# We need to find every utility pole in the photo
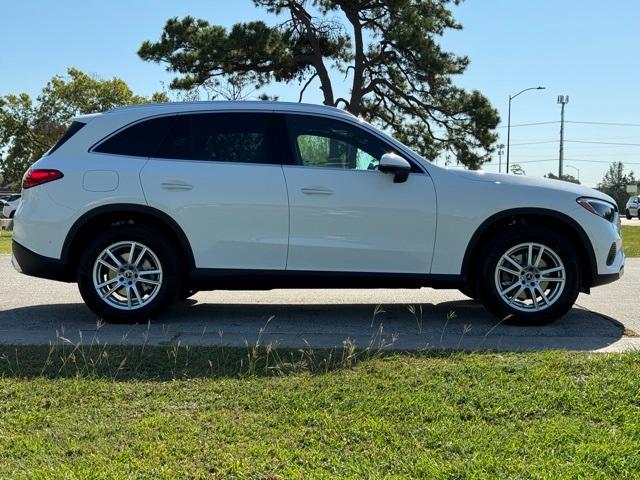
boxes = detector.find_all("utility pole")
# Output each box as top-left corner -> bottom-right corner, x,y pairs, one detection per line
497,144 -> 505,173
557,95 -> 569,178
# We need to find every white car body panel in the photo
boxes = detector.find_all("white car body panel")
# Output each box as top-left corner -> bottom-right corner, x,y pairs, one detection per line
140,159 -> 289,270
426,168 -> 623,277
283,165 -> 436,273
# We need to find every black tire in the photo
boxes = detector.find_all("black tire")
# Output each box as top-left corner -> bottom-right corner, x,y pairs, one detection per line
77,225 -> 182,323
9,210 -> 15,219
178,289 -> 199,301
476,226 -> 581,325
626,210 -> 632,220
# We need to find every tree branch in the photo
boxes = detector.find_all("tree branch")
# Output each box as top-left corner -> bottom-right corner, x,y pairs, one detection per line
286,1 -> 335,105
298,72 -> 318,102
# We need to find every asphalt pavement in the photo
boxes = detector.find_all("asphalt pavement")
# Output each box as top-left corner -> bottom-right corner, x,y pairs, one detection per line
0,255 -> 638,352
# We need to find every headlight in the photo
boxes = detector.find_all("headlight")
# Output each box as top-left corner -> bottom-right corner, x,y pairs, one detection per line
577,197 -> 617,223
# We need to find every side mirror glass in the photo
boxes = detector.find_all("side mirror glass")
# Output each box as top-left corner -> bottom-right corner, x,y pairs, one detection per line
379,153 -> 411,183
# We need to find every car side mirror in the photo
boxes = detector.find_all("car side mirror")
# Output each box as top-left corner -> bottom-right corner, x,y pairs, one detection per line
379,153 -> 411,183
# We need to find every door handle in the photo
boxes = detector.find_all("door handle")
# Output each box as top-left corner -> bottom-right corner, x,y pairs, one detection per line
160,181 -> 193,191
301,187 -> 333,195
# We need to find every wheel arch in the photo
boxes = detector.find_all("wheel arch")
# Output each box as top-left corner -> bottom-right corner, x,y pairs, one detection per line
62,203 -> 195,279
461,208 -> 597,292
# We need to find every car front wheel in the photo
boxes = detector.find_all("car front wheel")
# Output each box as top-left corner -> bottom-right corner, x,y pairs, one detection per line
477,226 -> 580,325
77,225 -> 181,323
626,209 -> 632,220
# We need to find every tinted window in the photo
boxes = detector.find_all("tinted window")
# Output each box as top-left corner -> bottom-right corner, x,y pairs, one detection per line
155,113 -> 272,164
285,115 -> 409,171
94,116 -> 176,157
47,121 -> 86,155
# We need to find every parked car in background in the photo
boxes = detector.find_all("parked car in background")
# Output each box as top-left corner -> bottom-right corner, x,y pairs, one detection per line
11,101 -> 624,325
1,194 -> 21,218
625,196 -> 639,219
0,193 -> 20,201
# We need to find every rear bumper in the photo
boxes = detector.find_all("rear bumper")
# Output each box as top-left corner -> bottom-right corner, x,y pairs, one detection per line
11,240 -> 71,282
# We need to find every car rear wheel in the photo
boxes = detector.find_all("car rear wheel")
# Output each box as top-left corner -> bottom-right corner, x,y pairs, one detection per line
477,226 -> 580,325
77,225 -> 181,323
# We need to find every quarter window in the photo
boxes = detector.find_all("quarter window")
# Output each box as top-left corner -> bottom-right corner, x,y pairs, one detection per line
47,121 -> 86,156
93,116 -> 176,157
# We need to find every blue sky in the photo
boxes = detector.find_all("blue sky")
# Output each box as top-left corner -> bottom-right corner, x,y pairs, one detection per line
1,0 -> 639,186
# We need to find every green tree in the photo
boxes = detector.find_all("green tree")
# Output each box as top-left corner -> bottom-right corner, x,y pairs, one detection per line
597,161 -> 637,211
545,172 -> 580,184
0,68 -> 168,187
138,0 -> 499,169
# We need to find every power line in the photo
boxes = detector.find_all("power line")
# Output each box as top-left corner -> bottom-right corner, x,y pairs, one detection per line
508,140 -> 558,146
486,158 -> 640,165
497,139 -> 640,147
497,121 -> 559,129
566,121 -> 640,127
566,140 -> 640,147
496,120 -> 640,130
565,158 -> 640,165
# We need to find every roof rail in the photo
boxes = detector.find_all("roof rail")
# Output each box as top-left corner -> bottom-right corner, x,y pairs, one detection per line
105,100 -> 355,117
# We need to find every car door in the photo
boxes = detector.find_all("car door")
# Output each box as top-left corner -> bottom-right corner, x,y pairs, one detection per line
281,113 -> 437,274
140,111 -> 289,270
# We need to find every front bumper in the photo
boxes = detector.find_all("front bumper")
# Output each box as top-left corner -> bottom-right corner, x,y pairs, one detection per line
12,240 -> 71,282
592,263 -> 624,287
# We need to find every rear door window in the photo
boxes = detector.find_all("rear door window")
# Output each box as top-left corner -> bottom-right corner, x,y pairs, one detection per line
154,112 -> 276,164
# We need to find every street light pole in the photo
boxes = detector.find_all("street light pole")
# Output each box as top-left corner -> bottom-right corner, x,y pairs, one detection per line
564,164 -> 579,181
505,86 -> 546,174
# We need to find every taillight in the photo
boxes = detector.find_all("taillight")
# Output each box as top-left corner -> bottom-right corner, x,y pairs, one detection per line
22,169 -> 64,189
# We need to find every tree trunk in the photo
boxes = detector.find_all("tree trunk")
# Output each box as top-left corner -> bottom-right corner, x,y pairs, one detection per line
346,10 -> 364,116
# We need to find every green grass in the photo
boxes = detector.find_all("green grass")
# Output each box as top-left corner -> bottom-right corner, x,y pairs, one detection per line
622,225 -> 640,257
1,345 -> 640,478
0,231 -> 10,255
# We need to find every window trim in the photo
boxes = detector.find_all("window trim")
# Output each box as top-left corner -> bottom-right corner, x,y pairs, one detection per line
90,108 -> 428,173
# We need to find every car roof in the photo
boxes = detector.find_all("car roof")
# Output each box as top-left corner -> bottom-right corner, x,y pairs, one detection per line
102,101 -> 355,118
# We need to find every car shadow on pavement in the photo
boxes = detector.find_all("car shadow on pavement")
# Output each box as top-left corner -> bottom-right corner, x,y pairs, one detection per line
0,297 -> 624,351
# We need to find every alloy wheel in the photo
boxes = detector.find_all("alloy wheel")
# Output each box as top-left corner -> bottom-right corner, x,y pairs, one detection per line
494,242 -> 566,312
92,241 -> 163,310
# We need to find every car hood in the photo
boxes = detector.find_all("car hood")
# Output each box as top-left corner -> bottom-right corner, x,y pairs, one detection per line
447,169 -> 615,204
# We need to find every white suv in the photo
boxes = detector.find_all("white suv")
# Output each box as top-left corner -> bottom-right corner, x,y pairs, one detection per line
12,102 -> 624,324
